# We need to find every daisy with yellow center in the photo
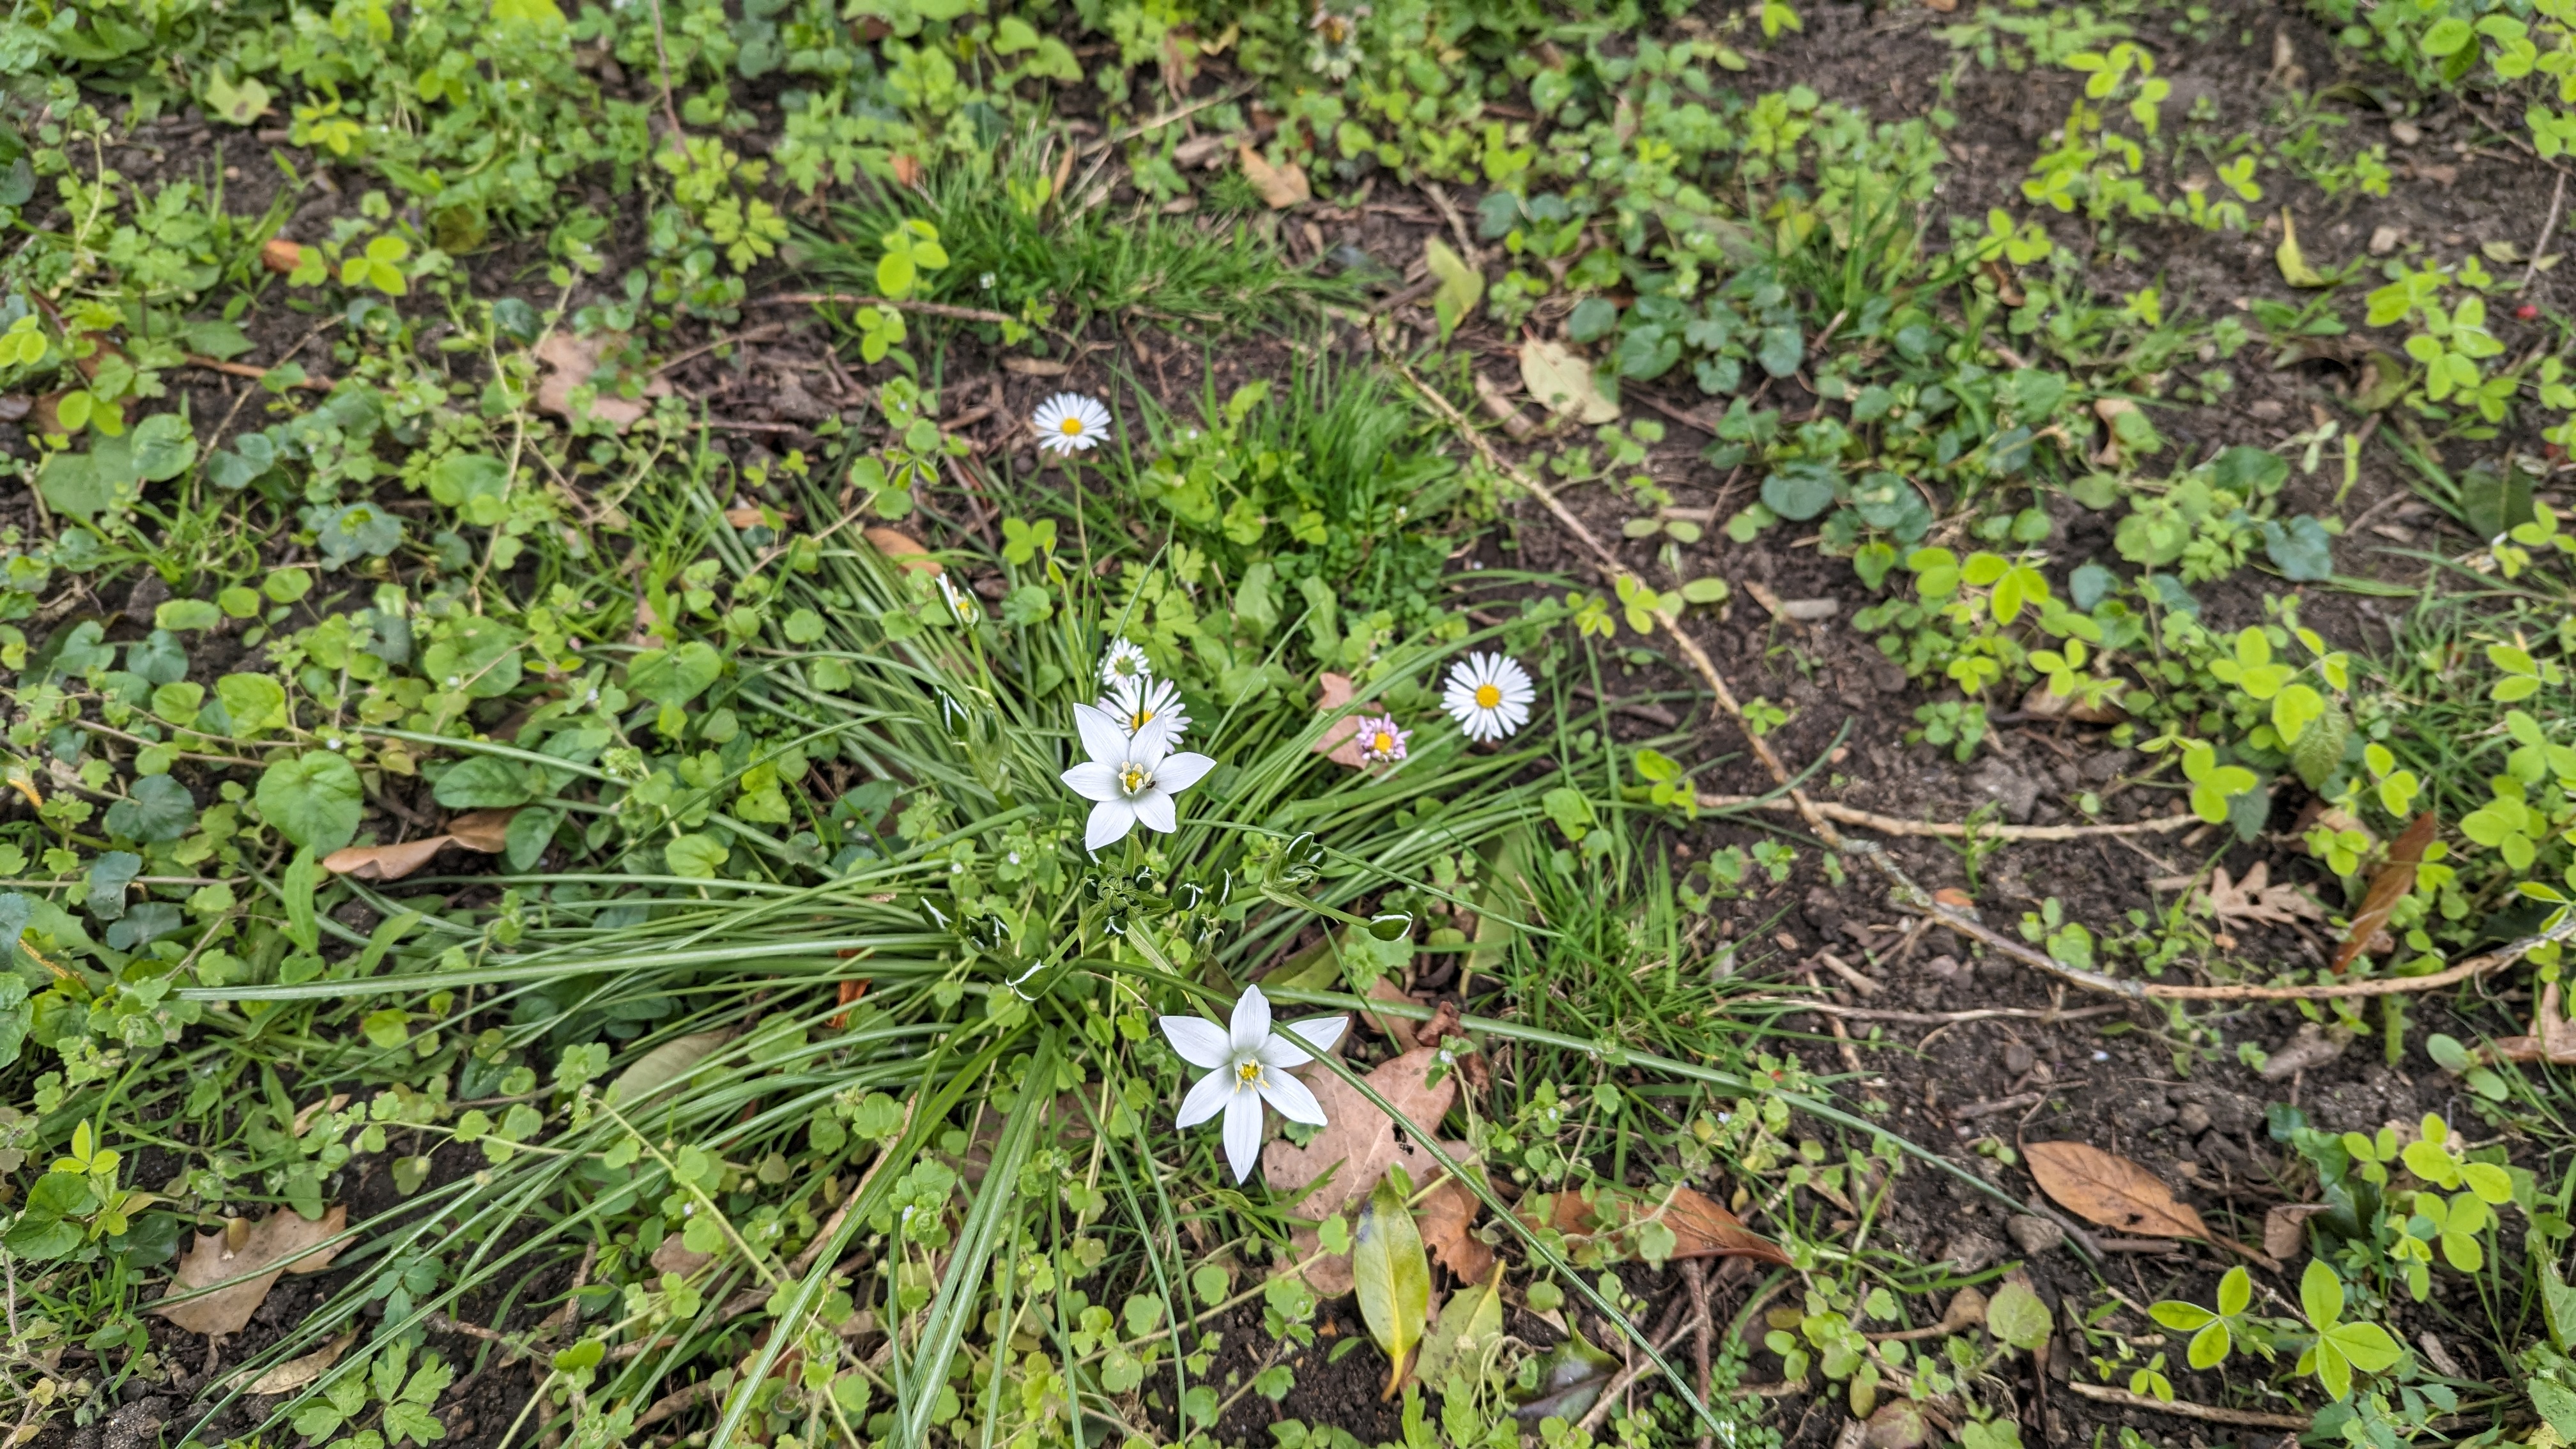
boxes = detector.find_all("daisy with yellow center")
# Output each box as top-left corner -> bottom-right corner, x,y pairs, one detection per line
1103,675 -> 1190,743
1354,713 -> 1410,765
1032,393 -> 1112,456
1441,652 -> 1533,742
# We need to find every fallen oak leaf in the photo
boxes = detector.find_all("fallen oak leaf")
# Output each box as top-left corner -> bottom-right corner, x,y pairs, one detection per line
1262,1045 -> 1469,1295
533,332 -> 671,431
2333,811 -> 2437,974
155,1204 -> 349,1335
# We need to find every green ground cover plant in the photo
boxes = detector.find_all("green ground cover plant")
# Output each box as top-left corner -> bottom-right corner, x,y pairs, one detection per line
10,0 -> 2576,1445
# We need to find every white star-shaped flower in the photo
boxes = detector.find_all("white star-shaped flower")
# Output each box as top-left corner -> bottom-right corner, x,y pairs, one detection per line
1160,986 -> 1347,1182
1059,703 -> 1215,852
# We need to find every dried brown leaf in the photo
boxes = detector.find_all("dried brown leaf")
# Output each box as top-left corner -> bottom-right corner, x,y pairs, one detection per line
2202,862 -> 2324,928
2334,811 -> 2437,973
1237,147 -> 1310,209
2024,1141 -> 2209,1240
2489,981 -> 2576,1063
323,836 -> 451,883
261,238 -> 304,275
1416,1175 -> 1493,1282
445,809 -> 515,854
533,334 -> 670,431
2262,1204 -> 2332,1261
1262,1046 -> 1460,1220
1515,1183 -> 1791,1266
1361,978 -> 1419,1050
1311,673 -> 1367,769
155,1204 -> 349,1335
862,526 -> 943,576
247,1330 -> 358,1396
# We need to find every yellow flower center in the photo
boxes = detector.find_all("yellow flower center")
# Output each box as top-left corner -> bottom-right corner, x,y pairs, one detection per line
1474,684 -> 1502,709
1236,1061 -> 1263,1085
1119,764 -> 1151,795
1130,707 -> 1154,728
1372,731 -> 1395,753
1059,417 -> 1084,435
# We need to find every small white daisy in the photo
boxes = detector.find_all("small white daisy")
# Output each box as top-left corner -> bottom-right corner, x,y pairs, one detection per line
1354,714 -> 1409,765
1441,652 -> 1535,743
1099,636 -> 1153,687
1032,393 -> 1112,456
1103,675 -> 1190,742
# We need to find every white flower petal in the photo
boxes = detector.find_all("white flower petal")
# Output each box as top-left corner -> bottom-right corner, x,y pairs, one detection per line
1071,702 -> 1131,768
1084,798 -> 1137,852
1061,761 -> 1123,802
1259,1014 -> 1348,1068
1229,985 -> 1273,1054
1130,710 -> 1177,760
1161,1016 -> 1232,1069
1175,1068 -> 1233,1129
1258,1070 -> 1328,1127
1131,788 -> 1177,834
1221,1089 -> 1265,1182
1154,751 -> 1216,795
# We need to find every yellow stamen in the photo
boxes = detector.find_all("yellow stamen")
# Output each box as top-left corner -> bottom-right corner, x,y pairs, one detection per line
1474,684 -> 1502,709
1119,764 -> 1151,795
1236,1061 -> 1262,1085
1059,418 -> 1084,434
1372,732 -> 1395,753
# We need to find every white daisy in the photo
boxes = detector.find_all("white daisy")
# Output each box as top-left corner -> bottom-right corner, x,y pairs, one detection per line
1160,986 -> 1347,1182
1103,675 -> 1190,742
1099,636 -> 1153,688
1059,703 -> 1215,852
1441,652 -> 1535,742
1032,393 -> 1112,456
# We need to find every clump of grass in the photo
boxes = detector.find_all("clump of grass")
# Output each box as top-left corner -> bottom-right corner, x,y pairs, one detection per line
808,139 -> 1347,330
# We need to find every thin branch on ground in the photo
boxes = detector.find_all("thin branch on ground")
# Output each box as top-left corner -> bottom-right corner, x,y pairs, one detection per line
750,292 -> 1017,325
2062,1383 -> 2308,1429
1701,792 -> 2198,839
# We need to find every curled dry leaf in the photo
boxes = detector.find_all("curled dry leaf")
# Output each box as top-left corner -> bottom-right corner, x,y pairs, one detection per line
2334,811 -> 2437,973
323,836 -> 452,882
155,1204 -> 349,1335
2488,980 -> 2576,1064
2263,1203 -> 2333,1261
1311,672 -> 1369,768
2200,862 -> 2325,928
2024,1141 -> 2209,1240
445,808 -> 516,854
2258,1022 -> 2353,1082
261,237 -> 304,275
322,808 -> 514,881
863,526 -> 943,576
247,1329 -> 358,1396
1237,147 -> 1311,209
1001,356 -> 1070,378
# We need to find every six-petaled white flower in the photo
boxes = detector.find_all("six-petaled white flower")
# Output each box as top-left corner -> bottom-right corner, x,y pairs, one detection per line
1099,636 -> 1152,687
1059,703 -> 1215,852
1160,986 -> 1347,1182
1033,393 -> 1112,456
1441,652 -> 1534,742
1354,714 -> 1409,765
1103,674 -> 1190,743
